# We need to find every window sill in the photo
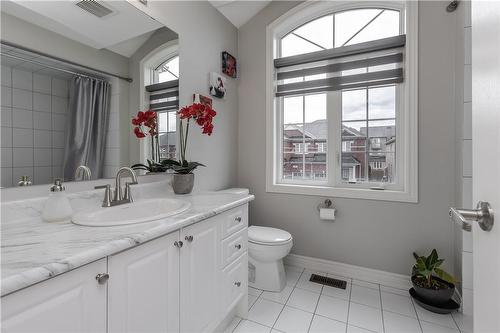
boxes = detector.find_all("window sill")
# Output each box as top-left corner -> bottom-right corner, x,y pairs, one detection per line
266,182 -> 418,203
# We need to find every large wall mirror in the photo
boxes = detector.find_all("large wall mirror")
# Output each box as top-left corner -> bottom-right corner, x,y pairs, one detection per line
0,0 -> 179,188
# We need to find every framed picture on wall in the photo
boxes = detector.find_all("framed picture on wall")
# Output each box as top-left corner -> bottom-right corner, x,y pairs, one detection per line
193,93 -> 213,107
209,72 -> 226,99
222,51 -> 237,78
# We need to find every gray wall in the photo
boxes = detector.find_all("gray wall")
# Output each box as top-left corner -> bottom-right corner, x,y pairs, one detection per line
237,1 -> 460,275
129,1 -> 239,191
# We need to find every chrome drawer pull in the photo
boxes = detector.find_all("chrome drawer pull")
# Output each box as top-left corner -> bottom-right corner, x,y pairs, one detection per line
234,282 -> 241,287
174,241 -> 183,248
235,217 -> 242,223
234,244 -> 242,250
185,235 -> 194,242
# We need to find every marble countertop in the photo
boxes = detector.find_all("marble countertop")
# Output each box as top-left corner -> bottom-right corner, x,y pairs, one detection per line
1,180 -> 254,296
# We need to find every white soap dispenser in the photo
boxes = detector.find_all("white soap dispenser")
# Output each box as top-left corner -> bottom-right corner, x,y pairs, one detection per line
42,179 -> 73,223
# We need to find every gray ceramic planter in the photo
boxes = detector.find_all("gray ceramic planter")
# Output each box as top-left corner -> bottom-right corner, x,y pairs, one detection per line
172,173 -> 194,194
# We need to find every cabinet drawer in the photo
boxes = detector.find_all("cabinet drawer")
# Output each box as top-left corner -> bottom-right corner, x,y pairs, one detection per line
222,253 -> 247,314
221,205 -> 247,239
221,227 -> 247,268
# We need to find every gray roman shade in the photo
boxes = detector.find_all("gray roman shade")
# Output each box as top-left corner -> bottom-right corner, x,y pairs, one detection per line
274,35 -> 406,97
146,79 -> 179,112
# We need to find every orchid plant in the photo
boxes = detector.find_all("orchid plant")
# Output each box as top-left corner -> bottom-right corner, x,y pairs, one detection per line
130,110 -> 167,173
131,103 -> 217,174
162,102 -> 216,174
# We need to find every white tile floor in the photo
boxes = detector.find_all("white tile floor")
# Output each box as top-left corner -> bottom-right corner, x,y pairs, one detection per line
230,265 -> 470,333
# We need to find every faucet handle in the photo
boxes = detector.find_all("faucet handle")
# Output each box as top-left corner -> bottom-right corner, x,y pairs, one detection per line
95,184 -> 112,207
123,182 -> 137,202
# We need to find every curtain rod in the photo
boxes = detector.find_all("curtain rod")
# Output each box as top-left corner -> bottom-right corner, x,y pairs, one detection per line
0,40 -> 133,83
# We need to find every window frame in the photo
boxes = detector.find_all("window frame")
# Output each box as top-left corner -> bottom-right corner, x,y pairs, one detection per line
265,1 -> 418,202
152,55 -> 179,84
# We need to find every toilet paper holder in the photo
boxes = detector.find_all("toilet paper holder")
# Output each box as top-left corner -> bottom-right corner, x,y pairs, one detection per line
317,199 -> 334,211
317,199 -> 336,220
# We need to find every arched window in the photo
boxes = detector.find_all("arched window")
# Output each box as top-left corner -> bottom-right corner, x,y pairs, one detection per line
142,41 -> 179,162
152,54 -> 179,160
266,2 -> 418,202
154,55 -> 179,83
280,9 -> 401,58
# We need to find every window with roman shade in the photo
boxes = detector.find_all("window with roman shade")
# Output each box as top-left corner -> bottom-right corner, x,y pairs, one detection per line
145,55 -> 179,160
266,2 -> 418,202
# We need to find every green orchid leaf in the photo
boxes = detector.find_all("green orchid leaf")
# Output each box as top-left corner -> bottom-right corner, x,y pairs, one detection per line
171,161 -> 206,174
131,164 -> 149,171
161,159 -> 181,167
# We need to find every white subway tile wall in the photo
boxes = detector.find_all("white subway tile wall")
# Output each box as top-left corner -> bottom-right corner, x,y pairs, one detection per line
1,66 -> 68,186
103,77 -> 122,179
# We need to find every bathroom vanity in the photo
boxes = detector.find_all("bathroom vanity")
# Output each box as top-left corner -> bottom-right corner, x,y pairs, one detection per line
1,179 -> 253,333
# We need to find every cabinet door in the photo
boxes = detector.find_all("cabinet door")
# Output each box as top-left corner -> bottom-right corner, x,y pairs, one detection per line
2,259 -> 107,333
108,232 -> 180,333
180,216 -> 221,333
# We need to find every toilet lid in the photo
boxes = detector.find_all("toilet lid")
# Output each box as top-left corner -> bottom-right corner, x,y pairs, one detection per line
248,226 -> 292,245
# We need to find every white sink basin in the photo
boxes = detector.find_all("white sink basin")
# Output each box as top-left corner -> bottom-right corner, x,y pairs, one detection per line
72,198 -> 191,227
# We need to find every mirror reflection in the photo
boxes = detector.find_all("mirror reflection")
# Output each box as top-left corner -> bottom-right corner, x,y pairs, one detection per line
0,0 -> 179,187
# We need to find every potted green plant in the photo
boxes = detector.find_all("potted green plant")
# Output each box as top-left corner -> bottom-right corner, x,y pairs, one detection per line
162,102 -> 216,194
411,249 -> 456,305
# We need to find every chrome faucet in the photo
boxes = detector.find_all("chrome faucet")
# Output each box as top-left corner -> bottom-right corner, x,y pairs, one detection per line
75,165 -> 92,181
94,167 -> 138,207
114,167 -> 138,202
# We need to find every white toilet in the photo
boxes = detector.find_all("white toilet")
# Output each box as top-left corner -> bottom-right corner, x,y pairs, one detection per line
248,226 -> 293,292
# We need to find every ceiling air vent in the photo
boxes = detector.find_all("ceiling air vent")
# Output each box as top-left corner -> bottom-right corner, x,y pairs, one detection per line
75,0 -> 113,18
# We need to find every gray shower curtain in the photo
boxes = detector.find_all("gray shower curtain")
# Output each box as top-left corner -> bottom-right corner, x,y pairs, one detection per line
63,76 -> 111,180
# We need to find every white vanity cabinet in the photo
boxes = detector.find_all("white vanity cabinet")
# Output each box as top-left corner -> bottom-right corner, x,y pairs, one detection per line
1,259 -> 107,333
179,204 -> 248,333
108,232 -> 180,333
1,204 -> 249,333
180,216 -> 221,333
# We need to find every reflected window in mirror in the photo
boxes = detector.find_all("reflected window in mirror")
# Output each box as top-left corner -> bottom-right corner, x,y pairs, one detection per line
154,55 -> 179,83
154,55 -> 178,160
143,42 -> 179,163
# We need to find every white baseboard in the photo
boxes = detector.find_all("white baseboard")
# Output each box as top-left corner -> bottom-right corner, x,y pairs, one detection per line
284,253 -> 411,290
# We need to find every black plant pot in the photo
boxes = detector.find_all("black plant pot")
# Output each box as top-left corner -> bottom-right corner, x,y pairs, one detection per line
411,275 -> 455,306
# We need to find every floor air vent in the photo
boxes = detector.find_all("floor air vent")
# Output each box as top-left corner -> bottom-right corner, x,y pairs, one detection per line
309,274 -> 347,289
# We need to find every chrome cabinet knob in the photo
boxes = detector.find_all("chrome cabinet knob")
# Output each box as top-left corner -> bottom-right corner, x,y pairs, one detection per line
96,273 -> 109,285
234,282 -> 241,287
174,241 -> 184,248
234,244 -> 242,250
235,217 -> 242,223
185,235 -> 194,242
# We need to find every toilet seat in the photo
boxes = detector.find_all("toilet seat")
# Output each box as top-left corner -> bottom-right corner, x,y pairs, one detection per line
248,226 -> 292,246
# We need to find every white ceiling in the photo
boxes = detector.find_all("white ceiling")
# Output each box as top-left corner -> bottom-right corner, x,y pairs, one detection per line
1,0 -> 164,57
209,0 -> 271,28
